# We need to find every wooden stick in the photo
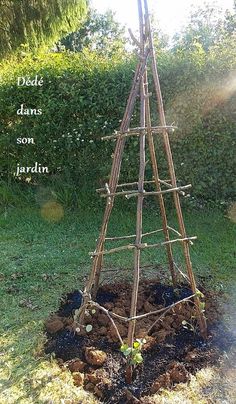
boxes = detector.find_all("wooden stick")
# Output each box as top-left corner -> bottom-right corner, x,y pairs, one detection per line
144,0 -> 207,338
105,234 -> 137,241
89,236 -> 197,257
96,179 -> 171,193
101,125 -> 177,140
104,183 -> 111,204
167,226 -> 193,245
159,179 -> 186,196
92,48 -> 150,295
167,225 -> 181,237
100,184 -> 192,198
87,301 -> 124,345
119,125 -> 177,133
105,228 -> 163,241
174,261 -> 191,283
85,293 -> 195,325
130,293 -> 195,322
102,132 -> 139,141
128,28 -> 141,48
101,189 -> 138,197
159,179 -> 174,187
146,293 -> 195,335
127,0 -> 146,383
96,180 -> 155,193
145,236 -> 197,249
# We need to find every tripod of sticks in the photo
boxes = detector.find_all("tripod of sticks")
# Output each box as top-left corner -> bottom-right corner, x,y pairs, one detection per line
77,0 -> 207,383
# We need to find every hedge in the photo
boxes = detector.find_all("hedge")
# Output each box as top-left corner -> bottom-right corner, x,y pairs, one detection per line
0,45 -> 235,205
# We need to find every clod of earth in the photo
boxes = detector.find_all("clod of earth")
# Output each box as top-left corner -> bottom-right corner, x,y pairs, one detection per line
143,336 -> 156,350
150,361 -> 189,393
168,361 -> 190,383
85,368 -> 111,386
185,348 -> 199,362
84,347 -> 107,366
93,386 -> 104,399
66,358 -> 86,372
45,315 -> 64,334
85,382 -> 95,392
72,371 -> 84,387
150,372 -> 171,393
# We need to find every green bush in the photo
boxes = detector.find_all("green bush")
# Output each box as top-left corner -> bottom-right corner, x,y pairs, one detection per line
0,45 -> 235,207
0,0 -> 88,59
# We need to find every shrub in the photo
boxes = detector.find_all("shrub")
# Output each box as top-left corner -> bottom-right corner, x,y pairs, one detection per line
0,45 -> 235,207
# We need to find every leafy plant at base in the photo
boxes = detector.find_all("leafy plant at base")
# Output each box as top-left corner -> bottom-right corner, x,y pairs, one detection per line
196,289 -> 206,313
182,319 -> 196,333
120,338 -> 146,366
182,289 -> 206,332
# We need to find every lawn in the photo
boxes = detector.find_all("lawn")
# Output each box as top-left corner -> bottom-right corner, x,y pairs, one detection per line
0,204 -> 235,403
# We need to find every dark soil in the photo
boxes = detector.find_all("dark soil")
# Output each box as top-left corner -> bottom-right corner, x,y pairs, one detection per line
44,280 -> 235,403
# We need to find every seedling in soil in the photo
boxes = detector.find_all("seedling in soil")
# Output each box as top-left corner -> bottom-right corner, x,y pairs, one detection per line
120,338 -> 146,366
182,291 -> 206,333
182,319 -> 198,333
195,289 -> 206,313
196,289 -> 204,299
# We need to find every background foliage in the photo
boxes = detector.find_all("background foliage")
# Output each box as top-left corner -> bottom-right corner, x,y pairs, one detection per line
0,0 -> 88,58
59,8 -> 126,56
0,2 -> 235,207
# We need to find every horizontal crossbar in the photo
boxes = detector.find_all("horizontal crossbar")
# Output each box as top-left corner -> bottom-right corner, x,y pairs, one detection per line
100,184 -> 191,198
104,225 -> 193,243
96,179 -> 174,193
96,180 -> 156,193
89,236 -> 197,257
101,125 -> 177,140
105,228 -> 163,241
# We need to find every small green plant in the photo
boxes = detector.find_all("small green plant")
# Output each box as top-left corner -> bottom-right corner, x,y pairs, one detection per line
182,289 -> 206,333
196,289 -> 206,313
120,338 -> 146,365
182,319 -> 196,332
196,289 -> 204,299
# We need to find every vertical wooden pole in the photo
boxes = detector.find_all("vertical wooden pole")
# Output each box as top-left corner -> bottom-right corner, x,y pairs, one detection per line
126,0 -> 146,384
144,69 -> 177,287
143,0 -> 207,338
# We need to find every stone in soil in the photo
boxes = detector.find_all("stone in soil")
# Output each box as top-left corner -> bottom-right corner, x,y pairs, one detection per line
84,347 -> 107,366
86,368 -> 111,386
45,315 -> 64,334
72,371 -> 84,386
67,358 -> 86,372
150,372 -> 171,393
168,361 -> 190,383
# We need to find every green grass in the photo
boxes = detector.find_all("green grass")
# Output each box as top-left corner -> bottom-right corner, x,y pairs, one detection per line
0,205 -> 235,403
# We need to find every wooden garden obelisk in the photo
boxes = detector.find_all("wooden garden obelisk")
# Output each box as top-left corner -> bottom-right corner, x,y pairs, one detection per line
78,0 -> 207,367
